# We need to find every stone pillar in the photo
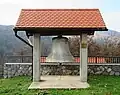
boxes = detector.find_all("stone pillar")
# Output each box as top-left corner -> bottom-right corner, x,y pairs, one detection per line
80,33 -> 88,82
33,34 -> 41,82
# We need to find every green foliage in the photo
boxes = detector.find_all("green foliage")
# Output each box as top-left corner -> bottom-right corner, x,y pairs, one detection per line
1,75 -> 120,95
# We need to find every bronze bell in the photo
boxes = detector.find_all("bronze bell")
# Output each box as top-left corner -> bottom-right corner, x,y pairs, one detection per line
46,36 -> 74,62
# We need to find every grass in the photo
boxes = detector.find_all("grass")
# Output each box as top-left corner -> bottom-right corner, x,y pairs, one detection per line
0,75 -> 120,95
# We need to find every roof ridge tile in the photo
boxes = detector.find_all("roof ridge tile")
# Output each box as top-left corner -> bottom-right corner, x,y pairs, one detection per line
22,9 -> 99,11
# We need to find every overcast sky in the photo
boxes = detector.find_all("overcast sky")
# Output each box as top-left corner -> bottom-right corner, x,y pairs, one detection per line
0,0 -> 120,31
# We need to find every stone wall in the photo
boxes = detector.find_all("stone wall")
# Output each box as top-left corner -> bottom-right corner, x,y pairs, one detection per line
0,57 -> 4,78
0,63 -> 3,78
4,63 -> 32,78
88,64 -> 120,76
4,63 -> 120,78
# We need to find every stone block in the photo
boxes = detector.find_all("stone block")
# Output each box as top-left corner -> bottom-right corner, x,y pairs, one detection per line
95,71 -> 102,75
97,67 -> 100,71
115,72 -> 120,76
4,75 -> 8,78
107,68 -> 112,72
103,71 -> 108,75
109,71 -> 114,75
112,66 -> 120,72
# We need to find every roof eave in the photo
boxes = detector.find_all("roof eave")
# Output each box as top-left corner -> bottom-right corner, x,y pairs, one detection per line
13,27 -> 107,36
13,27 -> 108,31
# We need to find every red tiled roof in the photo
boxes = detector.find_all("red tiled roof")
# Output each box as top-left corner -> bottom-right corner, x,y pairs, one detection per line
15,9 -> 106,29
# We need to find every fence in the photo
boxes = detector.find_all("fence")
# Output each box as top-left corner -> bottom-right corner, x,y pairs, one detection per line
5,55 -> 120,64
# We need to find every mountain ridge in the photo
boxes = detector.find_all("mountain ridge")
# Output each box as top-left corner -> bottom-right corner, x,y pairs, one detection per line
0,25 -> 120,55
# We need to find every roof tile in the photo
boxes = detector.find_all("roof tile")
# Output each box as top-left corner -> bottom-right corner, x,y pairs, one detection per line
15,9 -> 106,29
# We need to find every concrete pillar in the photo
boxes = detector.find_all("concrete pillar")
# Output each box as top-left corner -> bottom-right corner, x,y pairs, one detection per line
80,33 -> 88,82
33,34 -> 41,82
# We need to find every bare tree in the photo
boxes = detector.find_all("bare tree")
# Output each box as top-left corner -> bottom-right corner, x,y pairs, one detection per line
88,36 -> 101,56
69,36 -> 80,56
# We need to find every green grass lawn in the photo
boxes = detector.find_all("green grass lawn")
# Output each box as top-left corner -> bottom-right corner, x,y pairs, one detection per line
0,75 -> 120,95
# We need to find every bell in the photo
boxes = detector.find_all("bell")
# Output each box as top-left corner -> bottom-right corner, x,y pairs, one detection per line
46,36 -> 74,62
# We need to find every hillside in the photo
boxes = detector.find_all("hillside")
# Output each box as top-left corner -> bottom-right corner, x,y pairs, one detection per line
0,25 -> 52,56
94,29 -> 120,44
0,25 -> 24,55
0,25 -> 120,55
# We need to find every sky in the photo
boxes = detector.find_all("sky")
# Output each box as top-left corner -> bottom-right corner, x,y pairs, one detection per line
0,0 -> 120,31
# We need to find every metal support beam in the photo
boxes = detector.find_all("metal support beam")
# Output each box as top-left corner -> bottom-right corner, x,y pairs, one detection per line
14,31 -> 33,48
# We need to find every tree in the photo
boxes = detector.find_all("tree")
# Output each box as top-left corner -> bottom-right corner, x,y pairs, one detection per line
88,36 -> 101,56
69,36 -> 102,56
69,36 -> 80,56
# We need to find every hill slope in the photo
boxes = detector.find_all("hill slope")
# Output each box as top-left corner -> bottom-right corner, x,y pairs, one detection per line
0,25 -> 52,55
0,25 -> 120,55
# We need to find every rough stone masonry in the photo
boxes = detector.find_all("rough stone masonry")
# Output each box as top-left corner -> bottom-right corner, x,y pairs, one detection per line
4,63 -> 120,78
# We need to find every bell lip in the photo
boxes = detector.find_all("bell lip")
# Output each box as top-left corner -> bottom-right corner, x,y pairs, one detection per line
46,60 -> 75,62
46,58 -> 75,62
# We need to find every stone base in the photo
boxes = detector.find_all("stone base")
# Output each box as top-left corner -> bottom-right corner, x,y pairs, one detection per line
28,76 -> 89,89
